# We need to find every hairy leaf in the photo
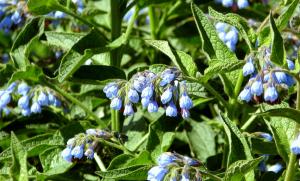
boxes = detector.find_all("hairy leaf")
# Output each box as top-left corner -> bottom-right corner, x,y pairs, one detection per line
270,14 -> 285,66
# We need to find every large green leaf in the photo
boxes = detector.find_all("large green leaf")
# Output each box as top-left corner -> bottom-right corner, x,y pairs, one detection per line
262,103 -> 296,162
145,40 -> 198,77
39,147 -> 73,176
224,157 -> 263,181
270,14 -> 286,66
185,120 -> 216,162
11,17 -> 44,70
256,107 -> 300,125
27,0 -> 63,15
45,31 -> 85,50
9,132 -> 28,181
58,30 -> 107,82
95,165 -> 152,180
8,66 -> 44,84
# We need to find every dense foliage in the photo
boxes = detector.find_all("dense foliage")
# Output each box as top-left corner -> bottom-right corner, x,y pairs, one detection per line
0,0 -> 300,180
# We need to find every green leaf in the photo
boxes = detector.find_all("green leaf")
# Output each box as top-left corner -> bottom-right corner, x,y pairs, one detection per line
145,40 -> 198,77
72,65 -> 126,83
161,132 -> 175,153
136,0 -> 175,7
250,138 -> 278,155
185,81 -> 207,98
27,0 -> 63,15
256,107 -> 300,124
9,66 -> 44,84
95,165 -> 152,180
9,132 -> 28,181
11,17 -> 44,70
224,157 -> 264,181
277,0 -> 300,31
262,103 -> 296,162
208,7 -> 255,50
220,114 -> 254,181
204,60 -> 244,81
107,154 -> 134,170
185,120 -> 216,161
39,147 -> 73,176
270,14 -> 286,66
45,31 -> 85,50
0,132 -> 64,161
58,30 -> 108,82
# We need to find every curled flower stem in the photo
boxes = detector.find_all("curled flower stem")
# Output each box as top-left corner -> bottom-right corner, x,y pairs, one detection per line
94,153 -> 107,171
284,79 -> 300,181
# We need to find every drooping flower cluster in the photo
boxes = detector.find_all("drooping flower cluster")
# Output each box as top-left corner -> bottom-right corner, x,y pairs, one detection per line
147,152 -> 203,181
0,81 -> 62,117
0,0 -> 28,33
215,22 -> 239,51
61,129 -> 122,162
215,0 -> 249,9
239,49 -> 295,104
103,68 -> 193,119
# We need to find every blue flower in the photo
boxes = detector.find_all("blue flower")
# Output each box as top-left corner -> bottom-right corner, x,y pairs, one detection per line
0,92 -> 11,108
226,41 -> 236,51
3,107 -> 10,115
123,103 -> 134,116
160,69 -> 175,87
67,138 -> 76,147
225,28 -> 238,44
1,53 -> 9,63
287,59 -> 295,70
243,59 -> 255,76
71,145 -> 84,159
179,92 -> 193,109
183,156 -> 201,166
84,147 -> 94,159
31,102 -> 42,113
148,100 -> 158,113
239,87 -> 252,102
161,87 -> 173,104
259,133 -> 273,142
104,83 -> 118,99
218,31 -> 226,42
86,129 -> 97,136
141,85 -> 154,99
18,95 -> 30,109
250,78 -> 263,96
291,136 -> 300,155
133,77 -> 146,93
128,89 -> 139,103
267,163 -> 283,173
11,11 -> 22,24
286,75 -> 295,87
7,82 -> 17,93
110,97 -> 122,110
0,16 -> 13,32
215,22 -> 227,32
166,102 -> 177,117
222,0 -> 234,7
17,82 -> 30,96
181,109 -> 190,119
157,152 -> 177,166
141,98 -> 150,109
147,166 -> 168,181
54,11 -> 65,18
274,72 -> 287,84
237,0 -> 249,9
61,147 -> 73,162
37,92 -> 49,106
264,85 -> 278,102
21,108 -> 31,116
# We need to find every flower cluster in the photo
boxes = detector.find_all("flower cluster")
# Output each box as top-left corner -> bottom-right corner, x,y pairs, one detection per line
239,50 -> 295,104
215,22 -> 239,51
104,68 -> 193,119
0,81 -> 62,117
147,152 -> 202,181
61,129 -> 118,162
0,0 -> 28,33
215,0 -> 249,9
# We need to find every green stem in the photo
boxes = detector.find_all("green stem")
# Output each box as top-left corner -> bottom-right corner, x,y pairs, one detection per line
44,80 -> 106,128
94,153 -> 107,171
97,138 -> 134,155
124,6 -> 140,41
234,71 -> 244,98
148,6 -> 157,40
284,81 -> 300,181
201,171 -> 222,181
240,109 -> 260,131
110,0 -> 122,67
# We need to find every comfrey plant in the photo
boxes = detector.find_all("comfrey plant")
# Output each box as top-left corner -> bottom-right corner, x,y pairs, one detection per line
214,0 -> 249,9
0,81 -> 63,117
147,152 -> 203,181
103,67 -> 193,119
239,48 -> 295,103
0,0 -> 28,33
61,128 -> 126,162
215,22 -> 239,52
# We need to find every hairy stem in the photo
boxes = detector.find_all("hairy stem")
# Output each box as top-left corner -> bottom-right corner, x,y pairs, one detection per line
284,80 -> 300,181
94,153 -> 107,171
110,0 -> 121,67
